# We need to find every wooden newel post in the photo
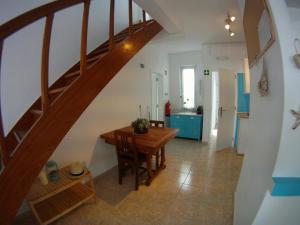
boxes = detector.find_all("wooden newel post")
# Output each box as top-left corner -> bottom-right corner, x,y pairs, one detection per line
80,0 -> 91,76
109,0 -> 115,52
128,0 -> 133,35
41,13 -> 54,113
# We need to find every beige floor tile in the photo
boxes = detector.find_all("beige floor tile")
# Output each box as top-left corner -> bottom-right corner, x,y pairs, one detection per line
14,139 -> 243,225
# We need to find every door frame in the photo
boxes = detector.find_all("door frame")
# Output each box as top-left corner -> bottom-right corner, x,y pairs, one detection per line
151,72 -> 164,121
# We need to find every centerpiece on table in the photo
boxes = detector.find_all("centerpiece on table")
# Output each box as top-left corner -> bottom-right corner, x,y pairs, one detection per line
131,118 -> 150,134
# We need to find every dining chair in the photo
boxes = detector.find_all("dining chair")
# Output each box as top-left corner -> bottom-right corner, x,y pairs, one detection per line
149,120 -> 165,170
114,130 -> 147,190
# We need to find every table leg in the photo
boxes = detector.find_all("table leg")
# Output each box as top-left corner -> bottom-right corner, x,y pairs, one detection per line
160,146 -> 166,169
88,175 -> 97,203
155,151 -> 159,170
146,153 -> 154,186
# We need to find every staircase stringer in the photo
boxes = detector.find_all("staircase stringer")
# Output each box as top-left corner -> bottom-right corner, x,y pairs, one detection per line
0,21 -> 162,225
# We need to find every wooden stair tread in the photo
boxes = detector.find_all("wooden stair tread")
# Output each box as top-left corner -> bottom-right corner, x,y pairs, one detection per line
49,86 -> 68,94
31,109 -> 42,116
64,70 -> 80,79
87,52 -> 107,63
13,130 -> 27,143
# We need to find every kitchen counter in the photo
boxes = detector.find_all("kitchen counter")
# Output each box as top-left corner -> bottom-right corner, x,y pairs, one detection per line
172,112 -> 199,116
169,113 -> 203,140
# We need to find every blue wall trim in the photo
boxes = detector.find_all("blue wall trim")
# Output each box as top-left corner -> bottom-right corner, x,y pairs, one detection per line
272,177 -> 300,196
237,73 -> 250,113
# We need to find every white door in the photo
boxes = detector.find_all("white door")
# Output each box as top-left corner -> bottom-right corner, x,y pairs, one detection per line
216,69 -> 236,150
151,73 -> 163,120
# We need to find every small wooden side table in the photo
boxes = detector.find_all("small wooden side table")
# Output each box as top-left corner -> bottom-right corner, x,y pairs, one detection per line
26,166 -> 96,225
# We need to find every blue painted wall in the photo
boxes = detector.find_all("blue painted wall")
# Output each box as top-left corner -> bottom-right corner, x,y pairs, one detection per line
272,177 -> 300,196
237,73 -> 250,113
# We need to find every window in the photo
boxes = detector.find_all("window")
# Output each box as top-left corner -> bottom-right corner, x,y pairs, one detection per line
181,66 -> 195,109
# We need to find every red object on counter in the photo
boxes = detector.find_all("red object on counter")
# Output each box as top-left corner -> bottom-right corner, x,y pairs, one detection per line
165,101 -> 171,116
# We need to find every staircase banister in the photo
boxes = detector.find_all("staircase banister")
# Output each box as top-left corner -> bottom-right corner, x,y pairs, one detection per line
0,21 -> 162,224
0,0 -> 87,41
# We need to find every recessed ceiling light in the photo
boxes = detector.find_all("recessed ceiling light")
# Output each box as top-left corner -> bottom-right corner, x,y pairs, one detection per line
225,24 -> 230,30
230,16 -> 236,22
230,31 -> 235,37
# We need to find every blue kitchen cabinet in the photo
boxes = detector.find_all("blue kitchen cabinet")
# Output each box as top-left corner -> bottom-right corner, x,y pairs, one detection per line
170,113 -> 203,140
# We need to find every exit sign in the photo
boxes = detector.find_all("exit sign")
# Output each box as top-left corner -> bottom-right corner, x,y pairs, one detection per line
204,69 -> 210,76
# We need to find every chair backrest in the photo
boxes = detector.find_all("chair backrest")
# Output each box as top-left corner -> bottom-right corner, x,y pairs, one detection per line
114,130 -> 137,160
149,120 -> 165,128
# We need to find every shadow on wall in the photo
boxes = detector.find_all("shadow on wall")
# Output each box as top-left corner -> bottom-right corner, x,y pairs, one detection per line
88,138 -> 117,178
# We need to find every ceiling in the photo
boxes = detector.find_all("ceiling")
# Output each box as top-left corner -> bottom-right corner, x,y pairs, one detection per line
135,0 -> 245,52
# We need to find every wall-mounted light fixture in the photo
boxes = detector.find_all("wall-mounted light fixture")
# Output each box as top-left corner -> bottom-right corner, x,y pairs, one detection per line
225,14 -> 236,37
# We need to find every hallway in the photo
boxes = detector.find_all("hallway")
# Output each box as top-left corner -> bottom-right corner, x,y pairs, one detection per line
14,139 -> 243,225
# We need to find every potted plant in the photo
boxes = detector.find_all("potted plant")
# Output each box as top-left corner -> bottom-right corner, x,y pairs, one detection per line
131,118 -> 150,134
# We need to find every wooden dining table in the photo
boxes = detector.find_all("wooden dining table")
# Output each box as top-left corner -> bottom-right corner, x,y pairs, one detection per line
100,126 -> 178,185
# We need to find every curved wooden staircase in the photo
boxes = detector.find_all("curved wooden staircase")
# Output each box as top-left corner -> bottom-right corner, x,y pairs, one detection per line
0,1 -> 162,224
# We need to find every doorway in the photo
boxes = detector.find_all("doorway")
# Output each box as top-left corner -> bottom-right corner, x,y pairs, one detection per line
151,73 -> 163,121
216,69 -> 236,150
211,69 -> 236,151
211,71 -> 219,139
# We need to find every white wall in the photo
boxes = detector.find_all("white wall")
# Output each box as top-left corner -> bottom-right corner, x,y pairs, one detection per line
0,0 -> 142,135
273,1 -> 300,177
234,39 -> 284,225
234,1 -> 300,225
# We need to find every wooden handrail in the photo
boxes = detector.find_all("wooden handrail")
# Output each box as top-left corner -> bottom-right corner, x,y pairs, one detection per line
109,0 -> 115,52
0,0 -> 86,41
128,0 -> 133,35
41,14 -> 54,113
80,0 -> 91,76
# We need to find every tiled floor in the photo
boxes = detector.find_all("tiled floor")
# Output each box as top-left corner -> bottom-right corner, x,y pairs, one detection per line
14,138 -> 243,225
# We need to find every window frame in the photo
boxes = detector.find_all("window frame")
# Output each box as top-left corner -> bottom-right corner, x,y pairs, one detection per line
180,65 -> 196,110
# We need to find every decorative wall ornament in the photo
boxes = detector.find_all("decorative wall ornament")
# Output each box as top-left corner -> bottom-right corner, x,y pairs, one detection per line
258,58 -> 269,96
291,109 -> 300,130
293,38 -> 300,68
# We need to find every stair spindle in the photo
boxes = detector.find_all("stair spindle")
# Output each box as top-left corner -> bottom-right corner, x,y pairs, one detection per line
80,0 -> 90,76
41,13 -> 54,113
109,0 -> 115,52
128,0 -> 133,35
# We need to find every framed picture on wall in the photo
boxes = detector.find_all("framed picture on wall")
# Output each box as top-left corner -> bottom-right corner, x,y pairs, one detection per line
244,0 -> 275,67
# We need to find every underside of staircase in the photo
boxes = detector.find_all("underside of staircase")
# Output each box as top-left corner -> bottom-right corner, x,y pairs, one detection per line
0,1 -> 162,224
